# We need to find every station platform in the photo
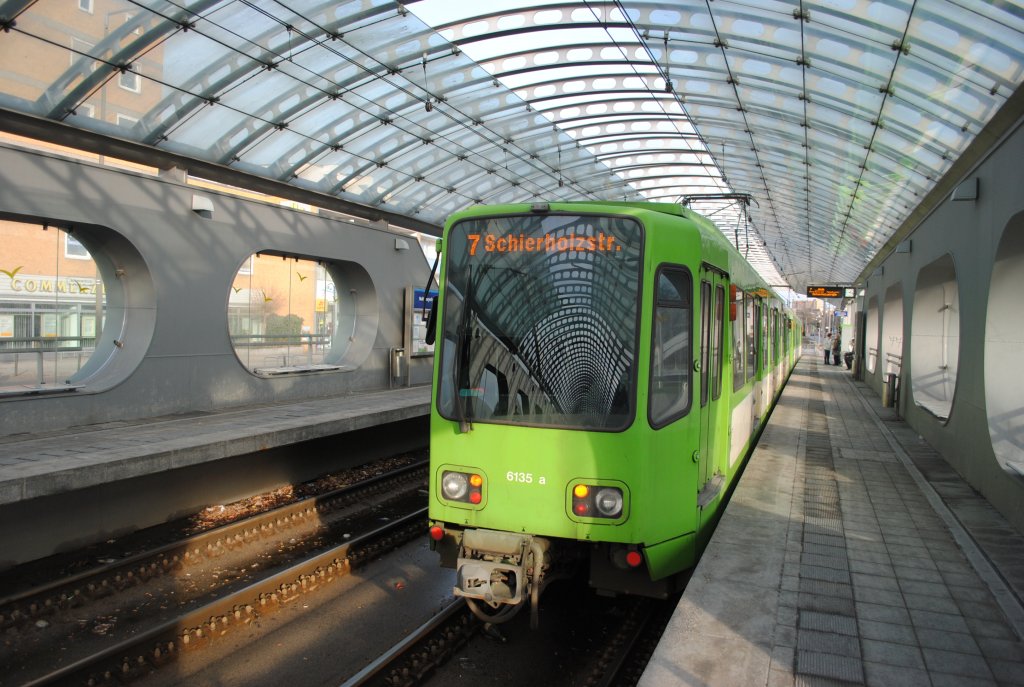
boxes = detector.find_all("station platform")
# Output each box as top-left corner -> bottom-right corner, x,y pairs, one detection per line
640,354 -> 1024,687
0,385 -> 431,507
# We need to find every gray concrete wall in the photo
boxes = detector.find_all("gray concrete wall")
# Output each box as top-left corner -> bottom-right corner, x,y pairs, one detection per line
860,118 -> 1024,533
0,144 -> 435,435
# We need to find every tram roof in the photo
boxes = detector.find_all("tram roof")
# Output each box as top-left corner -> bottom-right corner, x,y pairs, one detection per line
0,0 -> 1021,294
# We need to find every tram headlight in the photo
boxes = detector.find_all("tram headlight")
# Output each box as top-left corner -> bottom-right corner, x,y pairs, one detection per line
441,471 -> 469,500
594,488 -> 624,518
570,482 -> 626,520
440,470 -> 484,505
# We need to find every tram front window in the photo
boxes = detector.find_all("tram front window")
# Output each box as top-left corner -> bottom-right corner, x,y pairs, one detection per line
437,213 -> 643,431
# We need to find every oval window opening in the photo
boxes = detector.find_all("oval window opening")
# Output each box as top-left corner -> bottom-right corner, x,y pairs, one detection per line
910,255 -> 959,421
0,220 -> 108,392
228,253 -> 377,376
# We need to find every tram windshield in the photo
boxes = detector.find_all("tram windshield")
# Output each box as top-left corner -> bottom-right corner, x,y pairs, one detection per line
437,213 -> 643,431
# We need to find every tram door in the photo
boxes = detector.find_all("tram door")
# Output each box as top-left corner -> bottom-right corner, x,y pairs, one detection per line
697,267 -> 727,494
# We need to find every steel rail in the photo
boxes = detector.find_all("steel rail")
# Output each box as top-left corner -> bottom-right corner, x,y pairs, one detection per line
339,597 -> 469,687
0,459 -> 427,611
22,507 -> 428,686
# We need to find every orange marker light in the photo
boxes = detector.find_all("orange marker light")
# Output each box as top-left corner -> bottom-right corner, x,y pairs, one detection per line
469,474 -> 483,487
573,484 -> 589,498
429,525 -> 444,541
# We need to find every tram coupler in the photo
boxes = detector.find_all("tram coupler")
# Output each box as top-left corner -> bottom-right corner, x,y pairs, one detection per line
453,529 -> 550,623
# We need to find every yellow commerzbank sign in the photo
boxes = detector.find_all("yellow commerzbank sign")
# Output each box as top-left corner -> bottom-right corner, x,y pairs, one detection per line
4,276 -> 103,295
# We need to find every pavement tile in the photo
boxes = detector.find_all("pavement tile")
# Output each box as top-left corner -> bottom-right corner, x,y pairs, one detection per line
804,534 -> 846,549
772,644 -> 796,669
854,585 -> 904,607
894,574 -> 949,596
938,570 -> 981,588
799,579 -> 853,599
862,638 -> 926,668
903,592 -> 960,614
859,619 -> 918,645
856,601 -> 912,625
922,647 -> 994,678
888,547 -> 933,563
988,658 -> 1024,686
851,572 -> 901,592
863,661 -> 931,687
893,564 -> 943,583
847,549 -> 892,565
850,559 -> 896,576
929,547 -> 969,563
800,564 -> 851,584
957,598 -> 1010,622
778,605 -> 798,627
977,637 -> 1024,662
801,552 -> 850,571
966,616 -> 1019,640
796,650 -> 864,683
949,584 -> 996,604
767,668 -> 796,687
797,592 -> 855,616
797,629 -> 860,657
916,627 -> 981,654
910,608 -> 970,633
799,610 -> 858,636
928,673 -> 997,687
776,624 -> 798,648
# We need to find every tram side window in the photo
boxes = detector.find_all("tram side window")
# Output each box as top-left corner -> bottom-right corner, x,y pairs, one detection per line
649,267 -> 692,427
732,290 -> 745,391
713,284 -> 724,400
700,280 -> 711,407
745,295 -> 757,382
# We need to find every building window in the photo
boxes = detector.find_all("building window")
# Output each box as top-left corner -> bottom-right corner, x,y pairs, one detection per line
78,0 -> 94,13
65,233 -> 91,260
119,69 -> 141,93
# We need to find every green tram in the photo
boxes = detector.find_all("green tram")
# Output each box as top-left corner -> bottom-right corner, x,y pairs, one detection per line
426,201 -> 800,625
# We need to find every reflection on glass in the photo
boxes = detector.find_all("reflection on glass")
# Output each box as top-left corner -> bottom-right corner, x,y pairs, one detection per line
437,213 -> 643,430
229,254 -> 339,374
0,221 -> 106,390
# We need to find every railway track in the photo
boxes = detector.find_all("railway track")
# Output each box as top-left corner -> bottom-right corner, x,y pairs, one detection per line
342,583 -> 680,687
0,456 -> 429,686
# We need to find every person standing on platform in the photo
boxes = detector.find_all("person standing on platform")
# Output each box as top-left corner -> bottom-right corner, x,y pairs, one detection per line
824,331 -> 832,365
832,331 -> 842,366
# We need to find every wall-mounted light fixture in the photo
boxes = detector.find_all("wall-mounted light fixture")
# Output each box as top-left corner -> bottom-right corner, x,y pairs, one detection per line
951,177 -> 978,202
191,194 -> 214,218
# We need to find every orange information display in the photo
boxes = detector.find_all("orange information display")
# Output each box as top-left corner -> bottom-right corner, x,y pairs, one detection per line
806,285 -> 844,298
466,232 -> 623,256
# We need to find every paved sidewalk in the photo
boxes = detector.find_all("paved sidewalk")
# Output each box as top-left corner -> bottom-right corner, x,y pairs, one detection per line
0,386 -> 430,505
639,353 -> 1024,687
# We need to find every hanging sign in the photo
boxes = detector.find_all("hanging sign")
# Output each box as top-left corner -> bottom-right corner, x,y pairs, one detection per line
806,285 -> 844,298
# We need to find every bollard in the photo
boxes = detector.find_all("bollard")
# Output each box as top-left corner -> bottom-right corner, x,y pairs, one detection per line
882,373 -> 897,407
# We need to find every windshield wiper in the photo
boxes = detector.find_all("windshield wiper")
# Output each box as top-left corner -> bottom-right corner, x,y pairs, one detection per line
454,265 -> 475,433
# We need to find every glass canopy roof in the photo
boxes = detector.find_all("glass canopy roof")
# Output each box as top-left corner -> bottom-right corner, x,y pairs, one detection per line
0,0 -> 1021,292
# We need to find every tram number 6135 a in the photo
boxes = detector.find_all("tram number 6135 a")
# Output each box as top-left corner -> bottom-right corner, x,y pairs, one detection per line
507,471 -> 545,485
